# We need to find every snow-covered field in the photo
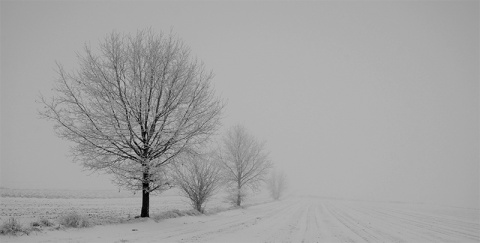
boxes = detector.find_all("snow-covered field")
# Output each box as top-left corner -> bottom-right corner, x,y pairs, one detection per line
0,188 -> 268,226
1,190 -> 188,225
1,191 -> 478,242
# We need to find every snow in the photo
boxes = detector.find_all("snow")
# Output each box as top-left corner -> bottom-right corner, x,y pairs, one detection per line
1,196 -> 478,242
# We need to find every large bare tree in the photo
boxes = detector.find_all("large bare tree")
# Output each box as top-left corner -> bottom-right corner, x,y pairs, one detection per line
172,151 -> 222,213
39,29 -> 223,217
218,125 -> 271,206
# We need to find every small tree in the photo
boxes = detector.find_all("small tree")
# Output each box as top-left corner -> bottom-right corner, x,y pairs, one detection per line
39,29 -> 223,217
172,151 -> 222,213
267,170 -> 287,200
218,125 -> 272,206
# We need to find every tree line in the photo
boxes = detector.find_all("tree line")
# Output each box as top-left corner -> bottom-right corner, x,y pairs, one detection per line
40,29 -> 287,217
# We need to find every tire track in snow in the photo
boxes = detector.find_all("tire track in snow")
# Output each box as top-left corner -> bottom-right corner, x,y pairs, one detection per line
354,204 -> 480,242
179,199 -> 304,242
300,202 -> 322,242
324,202 -> 381,242
363,205 -> 474,242
377,206 -> 479,238
334,202 -> 406,243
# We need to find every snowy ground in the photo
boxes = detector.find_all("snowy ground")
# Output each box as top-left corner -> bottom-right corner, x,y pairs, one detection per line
0,188 -> 272,226
1,195 -> 478,242
0,192 -> 191,225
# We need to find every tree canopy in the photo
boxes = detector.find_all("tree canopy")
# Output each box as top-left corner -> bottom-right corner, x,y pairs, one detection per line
40,29 -> 223,217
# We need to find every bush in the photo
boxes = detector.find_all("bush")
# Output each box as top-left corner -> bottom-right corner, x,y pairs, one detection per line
30,221 -> 41,227
184,209 -> 201,216
152,210 -> 180,222
172,152 -> 222,213
0,217 -> 30,236
30,218 -> 54,228
152,209 -> 201,222
205,206 -> 227,215
39,218 -> 54,227
58,212 -> 91,228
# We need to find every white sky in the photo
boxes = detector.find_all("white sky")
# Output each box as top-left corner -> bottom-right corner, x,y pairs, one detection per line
1,1 -> 478,208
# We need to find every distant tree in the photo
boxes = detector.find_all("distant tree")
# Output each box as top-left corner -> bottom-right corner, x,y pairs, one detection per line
172,151 -> 222,213
39,29 -> 223,217
218,125 -> 272,206
267,170 -> 287,200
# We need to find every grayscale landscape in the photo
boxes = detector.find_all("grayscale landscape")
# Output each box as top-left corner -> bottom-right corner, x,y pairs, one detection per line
1,1 -> 479,242
1,188 -> 479,242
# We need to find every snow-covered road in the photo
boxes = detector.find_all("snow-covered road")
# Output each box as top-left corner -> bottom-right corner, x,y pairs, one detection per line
3,197 -> 479,242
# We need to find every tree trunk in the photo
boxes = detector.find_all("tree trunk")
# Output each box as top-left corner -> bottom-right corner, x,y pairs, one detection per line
140,173 -> 150,217
196,202 -> 203,213
236,193 -> 241,206
236,184 -> 241,206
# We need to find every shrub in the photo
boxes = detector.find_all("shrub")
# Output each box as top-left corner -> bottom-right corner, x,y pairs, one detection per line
151,209 -> 201,222
51,224 -> 66,231
39,218 -> 54,227
172,152 -> 222,213
58,212 -> 91,228
30,218 -> 54,228
205,206 -> 227,215
152,210 -> 180,222
28,225 -> 42,233
0,217 -> 30,236
30,221 -> 41,227
184,209 -> 201,216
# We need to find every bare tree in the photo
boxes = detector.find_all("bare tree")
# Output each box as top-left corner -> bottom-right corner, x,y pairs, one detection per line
39,29 -> 223,217
267,170 -> 287,200
218,125 -> 272,206
172,151 -> 222,213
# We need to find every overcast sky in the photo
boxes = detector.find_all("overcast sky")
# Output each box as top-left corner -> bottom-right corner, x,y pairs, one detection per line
1,1 -> 478,208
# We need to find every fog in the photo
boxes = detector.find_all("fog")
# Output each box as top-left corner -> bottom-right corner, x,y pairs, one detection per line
1,1 -> 478,208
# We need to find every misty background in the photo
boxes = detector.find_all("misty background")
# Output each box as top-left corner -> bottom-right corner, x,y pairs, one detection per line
1,1 -> 478,208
